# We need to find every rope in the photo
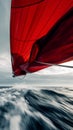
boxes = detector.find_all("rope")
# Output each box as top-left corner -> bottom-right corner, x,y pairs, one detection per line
35,61 -> 73,68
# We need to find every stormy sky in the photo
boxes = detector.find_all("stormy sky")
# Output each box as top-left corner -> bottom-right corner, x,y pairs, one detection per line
0,0 -> 73,87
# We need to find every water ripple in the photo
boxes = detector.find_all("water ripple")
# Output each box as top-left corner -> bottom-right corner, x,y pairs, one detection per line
0,87 -> 73,130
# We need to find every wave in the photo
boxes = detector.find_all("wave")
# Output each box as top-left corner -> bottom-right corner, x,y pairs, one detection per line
0,87 -> 73,130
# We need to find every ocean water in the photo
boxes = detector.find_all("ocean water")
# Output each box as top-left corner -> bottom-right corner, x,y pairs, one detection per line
0,87 -> 73,130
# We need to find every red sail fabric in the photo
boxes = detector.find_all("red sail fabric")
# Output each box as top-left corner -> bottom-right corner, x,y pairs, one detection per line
10,0 -> 73,76
11,0 -> 44,8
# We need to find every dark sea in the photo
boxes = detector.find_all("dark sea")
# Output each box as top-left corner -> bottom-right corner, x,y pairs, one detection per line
0,86 -> 73,130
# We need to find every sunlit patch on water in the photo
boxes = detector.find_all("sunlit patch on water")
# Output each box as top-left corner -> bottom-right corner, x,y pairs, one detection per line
0,87 -> 73,130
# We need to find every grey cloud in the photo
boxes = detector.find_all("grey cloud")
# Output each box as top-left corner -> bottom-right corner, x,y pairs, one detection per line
0,71 -> 73,87
0,0 -> 11,53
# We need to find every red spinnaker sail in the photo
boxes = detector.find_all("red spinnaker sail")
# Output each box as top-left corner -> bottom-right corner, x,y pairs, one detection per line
10,0 -> 73,77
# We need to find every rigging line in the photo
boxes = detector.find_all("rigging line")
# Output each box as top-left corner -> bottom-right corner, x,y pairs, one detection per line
35,61 -> 73,68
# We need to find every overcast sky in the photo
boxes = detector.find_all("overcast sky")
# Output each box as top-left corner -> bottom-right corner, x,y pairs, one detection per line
0,0 -> 73,87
